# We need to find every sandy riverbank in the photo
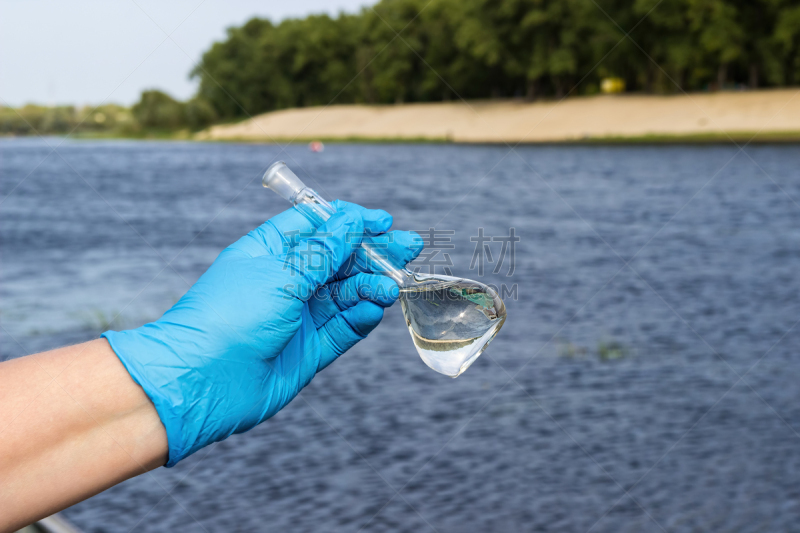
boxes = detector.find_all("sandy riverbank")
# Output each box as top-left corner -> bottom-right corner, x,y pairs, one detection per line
197,89 -> 800,144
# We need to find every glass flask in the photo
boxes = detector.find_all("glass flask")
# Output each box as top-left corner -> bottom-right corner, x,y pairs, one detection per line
263,161 -> 506,377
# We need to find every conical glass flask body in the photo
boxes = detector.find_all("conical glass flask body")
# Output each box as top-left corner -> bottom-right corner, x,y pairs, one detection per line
399,274 -> 506,377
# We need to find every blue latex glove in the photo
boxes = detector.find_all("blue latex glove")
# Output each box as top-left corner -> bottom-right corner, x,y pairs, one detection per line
103,201 -> 422,466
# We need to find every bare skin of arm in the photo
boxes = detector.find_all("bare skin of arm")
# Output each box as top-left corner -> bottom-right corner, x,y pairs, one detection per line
0,339 -> 168,532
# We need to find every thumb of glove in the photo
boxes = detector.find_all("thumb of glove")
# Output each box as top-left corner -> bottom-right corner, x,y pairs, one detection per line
283,209 -> 365,300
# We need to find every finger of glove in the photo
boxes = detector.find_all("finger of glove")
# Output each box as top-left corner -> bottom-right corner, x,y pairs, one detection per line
309,273 -> 399,328
282,210 -> 364,300
229,201 -> 391,258
331,200 -> 392,236
334,230 -> 424,280
317,300 -> 384,372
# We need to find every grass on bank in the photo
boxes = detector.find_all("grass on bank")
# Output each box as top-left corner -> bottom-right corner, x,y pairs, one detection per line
8,129 -> 800,144
5,96 -> 800,145
191,130 -> 800,145
8,128 -> 800,144
580,130 -> 800,144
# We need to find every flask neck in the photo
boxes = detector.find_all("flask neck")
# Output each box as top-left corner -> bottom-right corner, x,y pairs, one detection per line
292,187 -> 335,226
291,188 -> 413,286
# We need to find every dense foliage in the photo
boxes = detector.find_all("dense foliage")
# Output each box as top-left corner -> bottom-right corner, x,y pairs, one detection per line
191,0 -> 800,120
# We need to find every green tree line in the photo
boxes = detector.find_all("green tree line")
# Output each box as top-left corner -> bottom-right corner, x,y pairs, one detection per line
192,0 -> 800,121
0,91 -> 218,136
0,104 -> 132,136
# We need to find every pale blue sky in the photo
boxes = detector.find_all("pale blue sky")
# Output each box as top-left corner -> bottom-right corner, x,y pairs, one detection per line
0,0 -> 373,107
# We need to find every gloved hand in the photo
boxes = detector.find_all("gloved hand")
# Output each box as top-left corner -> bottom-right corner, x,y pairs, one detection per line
103,201 -> 422,466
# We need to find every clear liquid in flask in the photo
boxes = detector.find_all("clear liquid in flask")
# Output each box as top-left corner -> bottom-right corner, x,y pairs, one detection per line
399,277 -> 506,378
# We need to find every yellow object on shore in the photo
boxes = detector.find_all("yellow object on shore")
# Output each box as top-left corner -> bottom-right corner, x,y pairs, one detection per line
601,78 -> 626,94
198,89 -> 800,144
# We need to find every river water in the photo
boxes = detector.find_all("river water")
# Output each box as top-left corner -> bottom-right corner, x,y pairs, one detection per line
2,139 -> 800,532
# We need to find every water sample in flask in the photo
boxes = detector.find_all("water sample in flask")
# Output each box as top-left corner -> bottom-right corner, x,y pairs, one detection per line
263,162 -> 506,377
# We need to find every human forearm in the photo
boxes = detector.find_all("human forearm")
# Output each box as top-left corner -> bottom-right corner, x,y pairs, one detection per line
0,339 -> 167,532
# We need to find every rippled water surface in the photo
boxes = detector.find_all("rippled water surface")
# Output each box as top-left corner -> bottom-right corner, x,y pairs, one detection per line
2,139 -> 800,532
